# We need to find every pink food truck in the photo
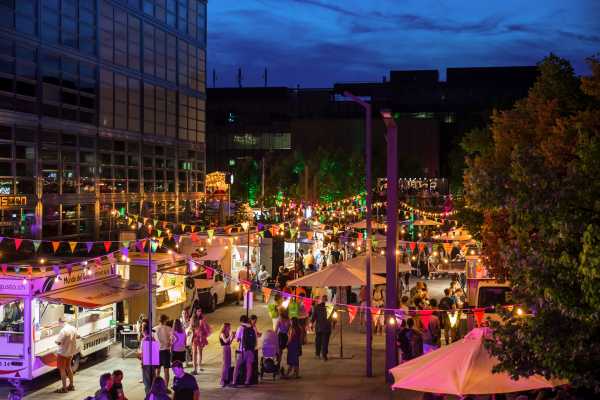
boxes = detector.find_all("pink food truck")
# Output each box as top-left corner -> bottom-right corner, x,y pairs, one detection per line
0,257 -> 145,384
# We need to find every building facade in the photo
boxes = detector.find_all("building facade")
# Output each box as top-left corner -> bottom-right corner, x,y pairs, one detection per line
0,0 -> 207,242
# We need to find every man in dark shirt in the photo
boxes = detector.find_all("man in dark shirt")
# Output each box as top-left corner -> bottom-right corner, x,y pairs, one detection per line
109,370 -> 127,400
172,360 -> 199,400
311,295 -> 332,361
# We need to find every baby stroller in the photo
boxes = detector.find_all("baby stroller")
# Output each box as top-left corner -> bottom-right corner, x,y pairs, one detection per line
260,330 -> 280,380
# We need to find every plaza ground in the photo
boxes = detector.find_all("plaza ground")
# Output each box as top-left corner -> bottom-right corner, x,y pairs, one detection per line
2,277 -> 450,400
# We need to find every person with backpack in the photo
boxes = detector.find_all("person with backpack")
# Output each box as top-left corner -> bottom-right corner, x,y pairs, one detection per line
233,315 -> 256,386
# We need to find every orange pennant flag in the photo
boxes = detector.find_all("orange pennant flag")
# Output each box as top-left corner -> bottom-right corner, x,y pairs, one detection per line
418,242 -> 425,253
262,287 -> 272,303
52,241 -> 60,253
443,242 -> 453,255
69,242 -> 77,253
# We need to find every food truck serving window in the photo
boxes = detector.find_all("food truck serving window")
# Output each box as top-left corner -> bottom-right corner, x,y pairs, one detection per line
0,298 -> 23,333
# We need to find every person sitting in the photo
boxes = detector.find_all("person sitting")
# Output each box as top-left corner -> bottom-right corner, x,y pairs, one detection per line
94,373 -> 113,400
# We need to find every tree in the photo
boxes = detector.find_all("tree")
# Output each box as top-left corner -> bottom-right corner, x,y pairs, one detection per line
464,55 -> 600,391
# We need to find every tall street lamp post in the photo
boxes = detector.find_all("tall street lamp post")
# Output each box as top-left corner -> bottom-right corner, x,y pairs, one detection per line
343,91 -> 373,377
241,221 -> 251,317
381,109 -> 398,383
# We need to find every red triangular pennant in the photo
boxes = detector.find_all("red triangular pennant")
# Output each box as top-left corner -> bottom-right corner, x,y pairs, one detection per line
347,305 -> 358,324
104,241 -> 112,252
14,238 -> 23,251
302,297 -> 312,313
473,308 -> 485,326
417,309 -> 433,330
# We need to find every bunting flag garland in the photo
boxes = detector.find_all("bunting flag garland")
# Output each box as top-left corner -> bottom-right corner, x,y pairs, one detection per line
448,311 -> 459,328
86,242 -> 93,253
262,287 -> 272,303
69,242 -> 77,254
156,229 -> 162,237
347,305 -> 358,324
52,241 -> 60,253
418,243 -> 425,253
443,242 -> 453,255
121,247 -> 129,258
258,231 -> 265,238
191,232 -> 198,242
150,240 -> 159,253
158,237 -> 164,247
104,241 -> 112,253
418,309 -> 433,330
207,229 -> 214,239
14,238 -> 23,251
290,228 -> 297,238
33,240 -> 41,252
302,297 -> 312,314
409,242 -> 417,253
326,303 -> 335,318
1,264 -> 7,274
473,308 -> 485,326
205,268 -> 213,280
153,219 -> 158,228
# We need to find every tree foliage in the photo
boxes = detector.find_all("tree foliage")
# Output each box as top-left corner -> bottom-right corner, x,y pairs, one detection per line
464,54 -> 600,391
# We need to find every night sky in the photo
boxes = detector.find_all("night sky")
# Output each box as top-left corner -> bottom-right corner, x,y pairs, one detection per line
207,0 -> 600,88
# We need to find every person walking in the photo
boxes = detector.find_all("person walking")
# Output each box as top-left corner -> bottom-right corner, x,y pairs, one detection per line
233,315 -> 256,386
156,315 -> 172,389
312,295 -> 332,361
139,321 -> 160,395
283,317 -> 303,379
54,317 -> 79,393
219,323 -> 234,387
146,376 -> 170,400
276,309 -> 291,365
171,319 -> 187,364
191,308 -> 210,375
372,286 -> 385,335
172,361 -> 199,400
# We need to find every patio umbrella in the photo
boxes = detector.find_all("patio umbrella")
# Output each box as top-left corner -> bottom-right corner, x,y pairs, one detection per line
350,220 -> 386,230
390,328 -> 566,396
288,263 -> 386,359
344,254 -> 412,274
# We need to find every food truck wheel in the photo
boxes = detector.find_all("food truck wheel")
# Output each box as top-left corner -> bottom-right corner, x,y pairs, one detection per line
209,294 -> 217,312
71,353 -> 81,373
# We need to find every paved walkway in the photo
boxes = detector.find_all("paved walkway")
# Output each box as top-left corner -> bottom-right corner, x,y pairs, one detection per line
4,277 -> 450,399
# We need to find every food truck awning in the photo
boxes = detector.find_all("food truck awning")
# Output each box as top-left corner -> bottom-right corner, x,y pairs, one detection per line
0,296 -> 17,306
197,246 -> 227,262
40,277 -> 146,309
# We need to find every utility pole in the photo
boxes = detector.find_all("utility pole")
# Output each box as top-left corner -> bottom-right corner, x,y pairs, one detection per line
381,110 -> 398,383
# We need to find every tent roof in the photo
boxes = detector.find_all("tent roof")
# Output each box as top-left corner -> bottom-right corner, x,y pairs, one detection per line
390,328 -> 565,395
344,254 -> 412,274
287,262 -> 386,287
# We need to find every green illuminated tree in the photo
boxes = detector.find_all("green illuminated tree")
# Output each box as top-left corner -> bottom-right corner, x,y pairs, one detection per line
464,54 -> 600,391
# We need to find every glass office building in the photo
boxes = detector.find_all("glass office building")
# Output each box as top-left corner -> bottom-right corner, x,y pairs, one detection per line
0,0 -> 206,241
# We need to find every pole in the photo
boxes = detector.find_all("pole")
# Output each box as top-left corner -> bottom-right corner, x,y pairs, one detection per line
147,236 -> 153,368
246,226 -> 250,317
343,91 -> 373,377
382,110 -> 398,383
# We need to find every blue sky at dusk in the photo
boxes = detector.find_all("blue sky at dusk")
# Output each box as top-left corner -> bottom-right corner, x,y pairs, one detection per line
207,0 -> 600,88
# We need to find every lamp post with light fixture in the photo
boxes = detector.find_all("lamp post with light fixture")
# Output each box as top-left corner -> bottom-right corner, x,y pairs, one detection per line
241,221 -> 251,317
381,109 -> 398,383
343,91 -> 373,377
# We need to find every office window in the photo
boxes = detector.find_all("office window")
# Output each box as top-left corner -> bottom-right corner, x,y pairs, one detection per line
155,0 -> 166,23
155,29 -> 166,80
177,39 -> 188,87
41,0 -> 60,43
166,89 -> 177,137
100,69 -> 114,127
16,0 -> 38,36
99,1 -> 114,62
128,78 -> 140,132
166,0 -> 176,27
152,87 -> 164,136
187,0 -> 196,39
177,0 -> 187,33
143,23 -> 155,76
166,34 -> 177,83
79,0 -> 96,55
114,74 -> 127,130
143,83 -> 155,134
178,94 -> 188,141
128,15 -> 141,70
114,8 -> 127,66
196,0 -> 206,43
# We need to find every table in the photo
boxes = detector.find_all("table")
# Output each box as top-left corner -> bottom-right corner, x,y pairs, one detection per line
121,330 -> 139,358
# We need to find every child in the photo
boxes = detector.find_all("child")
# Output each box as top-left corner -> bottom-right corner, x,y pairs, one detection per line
219,323 -> 234,387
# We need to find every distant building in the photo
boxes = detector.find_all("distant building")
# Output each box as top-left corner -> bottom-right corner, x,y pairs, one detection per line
0,0 -> 207,242
207,66 -> 538,189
